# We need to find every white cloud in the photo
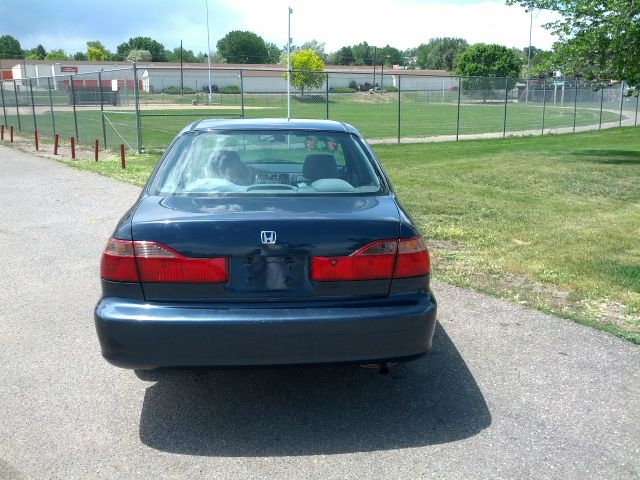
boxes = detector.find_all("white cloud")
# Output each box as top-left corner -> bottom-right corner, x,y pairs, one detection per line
218,0 -> 559,51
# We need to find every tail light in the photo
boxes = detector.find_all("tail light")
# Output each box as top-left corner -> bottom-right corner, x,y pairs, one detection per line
310,237 -> 430,282
100,239 -> 227,283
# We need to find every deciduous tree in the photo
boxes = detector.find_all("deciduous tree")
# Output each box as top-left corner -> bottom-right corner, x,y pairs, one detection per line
506,0 -> 640,90
285,49 -> 325,95
216,31 -> 268,64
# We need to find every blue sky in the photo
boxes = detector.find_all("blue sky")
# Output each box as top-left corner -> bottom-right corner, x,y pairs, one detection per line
1,0 -> 558,55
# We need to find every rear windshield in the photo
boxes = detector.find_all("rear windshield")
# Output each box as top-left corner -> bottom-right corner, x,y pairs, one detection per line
150,130 -> 384,196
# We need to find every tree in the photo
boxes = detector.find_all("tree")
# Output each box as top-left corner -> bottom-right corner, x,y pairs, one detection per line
73,51 -> 87,61
285,49 -> 325,95
126,49 -> 152,62
45,49 -> 68,61
265,42 -> 281,64
216,31 -> 268,64
35,44 -> 46,59
376,45 -> 404,66
416,37 -> 468,71
455,43 -> 522,101
506,0 -> 640,91
86,41 -> 109,61
334,46 -> 353,65
299,40 -> 327,61
0,35 -> 22,58
116,37 -> 166,62
351,42 -> 373,66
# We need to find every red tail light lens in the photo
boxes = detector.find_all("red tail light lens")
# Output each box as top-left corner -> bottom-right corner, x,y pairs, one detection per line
134,241 -> 227,283
100,239 -> 227,283
310,237 -> 429,282
100,238 -> 139,282
394,237 -> 430,278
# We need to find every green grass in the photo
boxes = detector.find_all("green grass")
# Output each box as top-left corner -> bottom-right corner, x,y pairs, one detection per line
3,92 -> 625,152
57,126 -> 640,344
376,127 -> 640,344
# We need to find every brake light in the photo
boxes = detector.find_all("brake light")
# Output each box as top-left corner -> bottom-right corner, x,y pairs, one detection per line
394,237 -> 430,278
100,239 -> 227,283
100,238 -> 139,282
310,237 -> 430,282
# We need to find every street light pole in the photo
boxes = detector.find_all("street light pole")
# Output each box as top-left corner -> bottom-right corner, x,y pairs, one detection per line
206,0 -> 212,104
287,6 -> 292,119
526,8 -> 533,106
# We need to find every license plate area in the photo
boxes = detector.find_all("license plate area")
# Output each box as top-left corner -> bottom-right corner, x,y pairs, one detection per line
229,256 -> 307,291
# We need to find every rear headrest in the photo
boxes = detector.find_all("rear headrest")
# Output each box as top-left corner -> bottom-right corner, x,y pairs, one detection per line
303,154 -> 338,181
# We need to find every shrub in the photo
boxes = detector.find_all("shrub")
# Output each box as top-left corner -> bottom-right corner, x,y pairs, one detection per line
161,86 -> 195,95
382,86 -> 398,92
201,84 -> 219,93
358,82 -> 373,92
348,80 -> 358,90
329,87 -> 356,93
220,85 -> 241,94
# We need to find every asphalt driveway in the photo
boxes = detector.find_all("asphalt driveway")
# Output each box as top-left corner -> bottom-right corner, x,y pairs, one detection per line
0,145 -> 638,479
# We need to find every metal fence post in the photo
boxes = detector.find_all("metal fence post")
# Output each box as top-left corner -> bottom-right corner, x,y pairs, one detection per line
503,78 -> 508,138
29,78 -> 37,134
98,71 -> 107,148
69,74 -> 79,142
13,80 -> 21,131
133,63 -> 142,153
618,81 -> 625,126
397,75 -> 401,143
572,78 -> 578,133
598,86 -> 604,130
541,77 -> 547,135
636,94 -> 639,126
0,80 -> 7,127
326,72 -> 329,120
47,77 -> 55,138
456,76 -> 462,140
239,70 -> 245,118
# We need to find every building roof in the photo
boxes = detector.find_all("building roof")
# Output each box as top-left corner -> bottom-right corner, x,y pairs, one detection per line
1,58 -> 450,77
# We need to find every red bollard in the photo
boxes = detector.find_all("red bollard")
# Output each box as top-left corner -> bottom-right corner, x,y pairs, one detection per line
94,139 -> 99,161
1,124 -> 4,140
120,144 -> 125,169
53,133 -> 59,155
34,130 -> 39,151
70,137 -> 76,160
10,126 -> 13,143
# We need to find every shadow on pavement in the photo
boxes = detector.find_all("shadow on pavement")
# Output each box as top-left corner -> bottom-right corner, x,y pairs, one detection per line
138,323 -> 490,456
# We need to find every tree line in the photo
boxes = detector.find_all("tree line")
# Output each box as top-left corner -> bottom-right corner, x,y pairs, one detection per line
1,0 -> 637,92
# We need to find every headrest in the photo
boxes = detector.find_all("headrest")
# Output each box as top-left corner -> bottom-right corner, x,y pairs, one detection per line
303,154 -> 338,181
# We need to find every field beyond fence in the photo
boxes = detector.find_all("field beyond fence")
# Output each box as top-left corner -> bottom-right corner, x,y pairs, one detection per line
1,65 -> 638,152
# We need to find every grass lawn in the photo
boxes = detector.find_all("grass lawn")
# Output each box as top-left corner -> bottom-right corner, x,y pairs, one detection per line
3,93 -> 623,152
57,126 -> 640,344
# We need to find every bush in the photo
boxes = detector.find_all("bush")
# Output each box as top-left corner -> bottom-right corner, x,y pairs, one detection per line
358,82 -> 373,92
161,86 -> 195,95
220,85 -> 241,94
201,84 -> 219,93
348,80 -> 358,90
329,87 -> 356,93
381,86 -> 398,92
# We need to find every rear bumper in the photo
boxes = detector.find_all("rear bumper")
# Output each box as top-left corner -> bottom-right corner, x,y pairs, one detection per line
94,292 -> 437,369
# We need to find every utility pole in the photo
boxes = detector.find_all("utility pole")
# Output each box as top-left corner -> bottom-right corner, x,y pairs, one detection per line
526,8 -> 533,106
180,40 -> 184,98
206,0 -> 212,104
287,6 -> 293,119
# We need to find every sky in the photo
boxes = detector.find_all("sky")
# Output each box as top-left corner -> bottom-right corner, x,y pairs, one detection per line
1,0 -> 559,56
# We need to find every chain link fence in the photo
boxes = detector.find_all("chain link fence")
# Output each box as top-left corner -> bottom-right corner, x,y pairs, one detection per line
1,64 -> 638,153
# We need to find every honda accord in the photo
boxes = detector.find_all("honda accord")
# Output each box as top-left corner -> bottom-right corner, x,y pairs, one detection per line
95,119 -> 437,369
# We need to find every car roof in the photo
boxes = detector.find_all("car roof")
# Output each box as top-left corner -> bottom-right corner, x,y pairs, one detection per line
181,118 -> 359,135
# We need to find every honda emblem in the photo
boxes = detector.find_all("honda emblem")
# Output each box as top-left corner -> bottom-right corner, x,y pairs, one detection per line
261,230 -> 277,244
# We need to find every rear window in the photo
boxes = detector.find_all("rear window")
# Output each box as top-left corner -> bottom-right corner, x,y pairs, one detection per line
150,130 -> 384,196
